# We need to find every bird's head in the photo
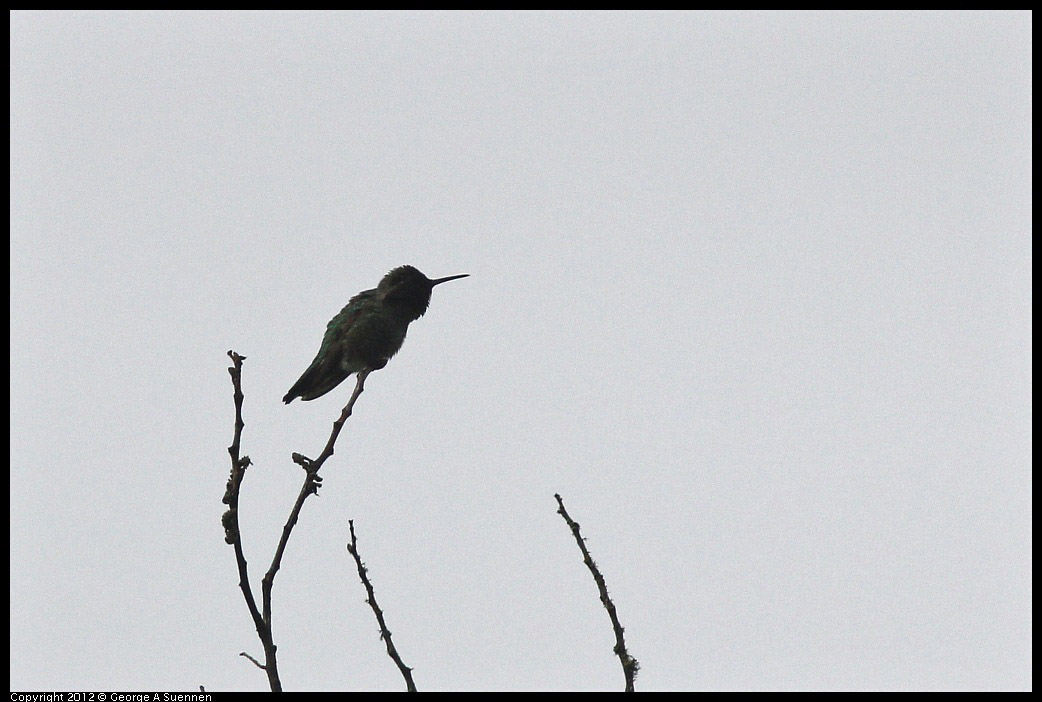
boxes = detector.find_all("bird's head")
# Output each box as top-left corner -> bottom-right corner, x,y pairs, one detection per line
378,265 -> 468,320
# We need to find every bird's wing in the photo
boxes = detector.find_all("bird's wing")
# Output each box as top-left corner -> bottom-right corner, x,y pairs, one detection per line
282,289 -> 378,403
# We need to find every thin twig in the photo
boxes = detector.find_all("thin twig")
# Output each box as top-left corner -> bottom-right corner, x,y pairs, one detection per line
554,493 -> 640,692
347,520 -> 417,691
291,369 -> 372,476
239,651 -> 266,670
223,350 -> 282,692
261,370 -> 371,619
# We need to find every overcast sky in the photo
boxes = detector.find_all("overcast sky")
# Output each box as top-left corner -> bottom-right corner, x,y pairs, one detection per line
10,10 -> 1031,692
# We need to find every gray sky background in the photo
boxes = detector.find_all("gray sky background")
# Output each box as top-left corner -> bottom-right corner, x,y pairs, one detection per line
9,10 -> 1031,692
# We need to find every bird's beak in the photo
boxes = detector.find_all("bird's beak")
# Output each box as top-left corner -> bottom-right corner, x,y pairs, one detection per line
430,274 -> 469,286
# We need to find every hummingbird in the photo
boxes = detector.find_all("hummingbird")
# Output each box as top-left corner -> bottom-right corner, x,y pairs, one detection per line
283,265 -> 469,404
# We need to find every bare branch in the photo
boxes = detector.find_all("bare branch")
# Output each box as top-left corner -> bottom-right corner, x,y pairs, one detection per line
260,370 -> 372,625
224,361 -> 377,691
292,369 -> 372,475
347,519 -> 417,692
223,350 -> 282,692
554,493 -> 640,692
239,651 -> 266,670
